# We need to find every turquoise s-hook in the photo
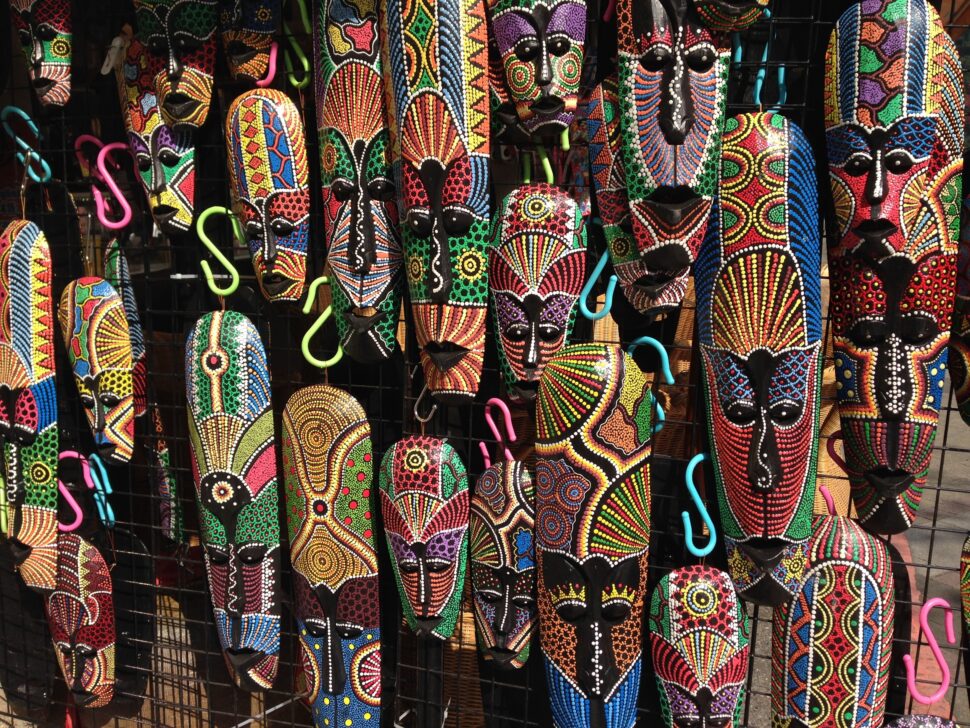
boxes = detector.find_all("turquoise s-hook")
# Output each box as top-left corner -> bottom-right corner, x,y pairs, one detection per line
626,336 -> 674,433
579,250 -> 618,321
683,453 -> 717,558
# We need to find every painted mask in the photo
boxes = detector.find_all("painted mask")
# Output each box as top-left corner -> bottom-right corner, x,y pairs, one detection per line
884,720 -> 958,728
134,0 -> 218,129
487,0 -> 585,135
104,241 -> 146,419
382,0 -> 491,403
615,0 -> 729,316
116,36 -> 196,235
379,436 -> 469,640
46,533 -> 115,708
488,32 -> 532,147
315,0 -> 403,363
535,343 -> 654,728
470,460 -> 535,668
282,385 -> 381,726
9,0 -> 71,106
490,184 -> 586,403
771,514 -> 894,728
185,310 -> 280,690
695,112 -> 822,606
951,199 -> 970,425
58,278 -> 135,465
227,89 -> 310,303
648,565 -> 750,728
0,220 -> 57,592
218,0 -> 281,83
693,0 -> 768,32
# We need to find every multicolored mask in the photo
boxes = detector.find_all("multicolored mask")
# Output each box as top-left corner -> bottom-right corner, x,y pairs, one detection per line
379,436 -> 469,640
648,565 -> 750,728
185,310 -> 280,690
116,36 -> 196,235
0,220 -> 57,592
486,0 -> 585,135
535,343 -> 654,728
46,533 -> 115,708
9,0 -> 71,106
695,112 -> 822,606
315,0 -> 402,363
227,89 -> 310,303
825,0 -> 963,534
693,0 -> 768,32
950,194 -> 970,425
382,0 -> 491,403
470,460 -> 535,668
134,0 -> 218,129
615,0 -> 729,316
282,385 -> 381,726
58,278 -> 135,465
218,0 -> 281,83
771,514 -> 894,728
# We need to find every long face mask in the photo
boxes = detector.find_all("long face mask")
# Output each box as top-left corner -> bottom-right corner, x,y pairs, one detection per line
695,112 -> 822,606
315,0 -> 402,363
693,0 -> 767,32
536,343 -> 654,728
282,385 -> 381,727
825,0 -> 963,534
227,89 -> 310,302
58,278 -> 135,465
771,515 -> 894,728
218,0 -> 281,83
0,220 -> 57,592
116,36 -> 196,235
382,0 -> 491,403
9,0 -> 71,106
46,533 -> 115,708
379,436 -> 469,640
134,0 -> 218,129
185,310 -> 280,690
104,241 -> 146,419
615,0 -> 729,316
648,565 -> 750,728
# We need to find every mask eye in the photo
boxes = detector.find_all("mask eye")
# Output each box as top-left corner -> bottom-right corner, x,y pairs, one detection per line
477,590 -> 502,604
848,319 -> 888,347
270,218 -> 295,237
158,149 -> 179,166
148,37 -> 167,55
100,392 -> 121,408
548,35 -> 571,57
331,178 -> 354,202
724,400 -> 757,425
79,394 -> 95,409
245,221 -> 262,240
406,209 -> 433,238
426,558 -> 450,573
304,621 -> 327,638
898,314 -> 938,345
399,560 -> 419,574
367,177 -> 395,201
35,23 -> 57,42
537,324 -> 561,342
685,45 -> 716,72
506,324 -> 530,342
443,206 -> 473,235
238,543 -> 267,566
511,594 -> 535,609
844,153 -> 871,177
769,400 -> 802,424
884,150 -> 914,174
18,29 -> 31,47
337,624 -> 363,639
205,545 -> 230,565
640,45 -> 670,72
136,154 -> 152,172
601,600 -> 632,622
515,38 -> 540,62
553,601 -> 586,621
175,35 -> 202,53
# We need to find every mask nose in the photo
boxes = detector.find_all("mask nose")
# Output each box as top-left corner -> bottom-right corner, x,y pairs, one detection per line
659,50 -> 693,145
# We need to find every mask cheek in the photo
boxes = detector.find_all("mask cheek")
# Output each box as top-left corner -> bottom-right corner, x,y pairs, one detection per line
506,56 -> 540,107
550,49 -> 582,103
909,333 -> 949,422
833,339 -> 877,417
426,562 -> 460,616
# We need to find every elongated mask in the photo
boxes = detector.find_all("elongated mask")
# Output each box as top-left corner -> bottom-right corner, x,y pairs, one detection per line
10,0 -> 71,106
218,0 -> 281,83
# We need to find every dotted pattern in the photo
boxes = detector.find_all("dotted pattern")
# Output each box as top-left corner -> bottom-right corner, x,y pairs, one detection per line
8,0 -> 72,106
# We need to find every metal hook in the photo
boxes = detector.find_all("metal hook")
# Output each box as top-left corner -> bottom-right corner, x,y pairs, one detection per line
301,276 -> 344,370
255,41 -> 280,88
480,398 -> 517,468
904,597 -> 955,706
683,453 -> 717,557
413,384 -> 438,429
626,336 -> 673,433
579,250 -> 618,321
57,451 -> 96,533
196,207 -> 242,298
1,105 -> 52,183
88,453 -> 115,529
94,143 -> 134,230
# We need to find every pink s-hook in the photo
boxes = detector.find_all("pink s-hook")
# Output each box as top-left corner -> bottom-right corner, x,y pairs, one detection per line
478,397 -> 517,469
904,597 -> 956,706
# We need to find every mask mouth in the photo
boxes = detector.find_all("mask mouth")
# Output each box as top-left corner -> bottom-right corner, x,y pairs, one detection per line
633,270 -> 686,298
8,539 -> 31,565
32,77 -> 55,95
511,380 -> 540,402
486,647 -> 518,664
163,92 -> 201,121
260,272 -> 292,297
71,688 -> 98,707
345,307 -> 382,334
640,187 -> 707,229
227,41 -> 259,65
152,204 -> 177,221
737,537 -> 791,572
424,341 -> 469,372
646,185 -> 701,206
224,647 -> 263,676
863,467 -> 915,498
413,616 -> 442,637
852,219 -> 898,261
531,96 -> 565,116
96,442 -> 117,461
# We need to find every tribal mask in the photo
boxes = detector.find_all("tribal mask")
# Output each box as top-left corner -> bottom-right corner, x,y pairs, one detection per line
134,0 -> 218,129
951,194 -> 970,425
693,0 -> 768,32
58,278 -> 135,465
470,460 -> 536,668
648,565 -> 750,728
218,0 -> 281,83
315,0 -> 402,363
46,533 -> 115,708
104,241 -> 146,419
9,0 -> 72,106
382,0 -> 491,402
490,184 -> 586,403
185,311 -> 280,690
227,89 -> 310,303
771,515 -> 895,728
487,0 -> 585,135
695,112 -> 822,606
282,385 -> 382,726
615,0 -> 729,316
116,36 -> 196,235
535,343 -> 654,728
0,220 -> 57,592
379,436 -> 469,641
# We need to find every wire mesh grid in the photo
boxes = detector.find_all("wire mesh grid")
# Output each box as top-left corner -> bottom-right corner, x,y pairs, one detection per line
0,0 -> 969,726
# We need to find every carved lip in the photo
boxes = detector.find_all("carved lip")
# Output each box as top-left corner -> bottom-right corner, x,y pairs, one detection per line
32,77 -> 55,95
424,341 -> 469,372
853,219 -> 898,240
413,616 -> 442,637
227,42 -> 259,65
261,272 -> 292,297
531,96 -> 565,116
225,648 -> 263,676
152,204 -> 177,221
8,538 -> 31,566
71,688 -> 99,707
486,647 -> 518,664
863,467 -> 915,498
163,93 -> 201,121
633,271 -> 686,298
645,185 -> 701,206
511,380 -> 539,403
737,537 -> 791,571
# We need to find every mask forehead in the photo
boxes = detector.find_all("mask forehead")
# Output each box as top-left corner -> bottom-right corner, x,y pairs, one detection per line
218,0 -> 281,82
9,0 -> 72,106
693,0 -> 767,32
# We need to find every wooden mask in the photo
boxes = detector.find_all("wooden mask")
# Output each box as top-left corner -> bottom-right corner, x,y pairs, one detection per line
379,436 -> 469,640
535,343 -> 654,728
381,0 -> 491,403
315,0 -> 403,363
648,565 -> 750,728
0,220 -> 57,592
185,311 -> 280,690
825,0 -> 963,534
951,192 -> 970,425
282,385 -> 382,726
489,184 -> 587,403
134,0 -> 218,129
218,0 -> 281,83
227,89 -> 310,303
693,0 -> 768,32
771,515 -> 894,728
9,0 -> 72,106
615,0 -> 729,316
58,278 -> 135,465
695,112 -> 822,606
470,460 -> 536,668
